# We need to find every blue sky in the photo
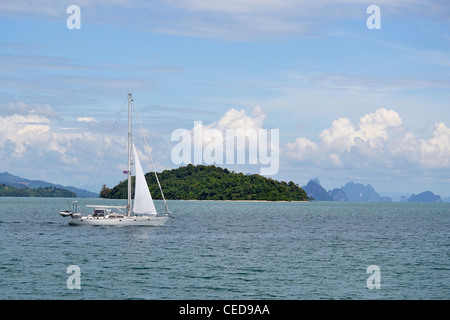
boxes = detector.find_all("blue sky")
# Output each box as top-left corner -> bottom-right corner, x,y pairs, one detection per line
0,1 -> 449,199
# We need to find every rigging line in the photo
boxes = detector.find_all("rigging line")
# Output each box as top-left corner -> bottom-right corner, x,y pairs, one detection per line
84,96 -> 128,193
132,100 -> 170,215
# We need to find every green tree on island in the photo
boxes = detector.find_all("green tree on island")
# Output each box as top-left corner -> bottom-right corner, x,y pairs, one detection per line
102,164 -> 308,201
0,184 -> 76,197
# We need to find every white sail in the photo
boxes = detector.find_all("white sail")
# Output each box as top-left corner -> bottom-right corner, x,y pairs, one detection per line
132,142 -> 157,215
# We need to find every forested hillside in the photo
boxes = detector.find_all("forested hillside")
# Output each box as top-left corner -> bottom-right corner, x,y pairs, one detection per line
102,164 -> 308,201
0,184 -> 76,197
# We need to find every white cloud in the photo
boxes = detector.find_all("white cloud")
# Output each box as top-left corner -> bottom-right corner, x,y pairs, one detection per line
419,122 -> 450,168
214,105 -> 265,133
0,113 -> 51,157
319,117 -> 359,153
284,137 -> 319,162
171,105 -> 280,174
284,108 -> 450,170
319,108 -> 403,152
0,106 -> 122,172
177,106 -> 266,153
77,117 -> 96,123
0,102 -> 101,162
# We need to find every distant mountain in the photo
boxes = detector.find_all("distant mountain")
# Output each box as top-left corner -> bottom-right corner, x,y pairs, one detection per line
302,179 -> 394,202
302,177 -> 444,203
0,172 -> 97,198
407,191 -> 442,203
303,179 -> 333,201
0,172 -> 27,188
340,182 -> 392,202
328,188 -> 347,201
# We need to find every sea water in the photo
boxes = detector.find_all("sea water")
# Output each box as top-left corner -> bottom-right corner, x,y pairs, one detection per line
0,197 -> 448,300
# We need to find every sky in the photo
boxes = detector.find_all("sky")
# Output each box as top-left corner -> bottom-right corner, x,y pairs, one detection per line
0,0 -> 449,199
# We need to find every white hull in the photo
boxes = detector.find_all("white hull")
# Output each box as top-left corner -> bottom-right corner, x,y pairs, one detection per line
68,215 -> 169,226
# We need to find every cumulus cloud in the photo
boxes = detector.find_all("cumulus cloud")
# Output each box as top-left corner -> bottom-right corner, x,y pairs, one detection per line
0,107 -> 136,193
214,105 -> 266,132
0,105 -> 123,173
0,100 -> 165,190
419,122 -> 450,168
171,106 -> 279,174
172,106 -> 266,150
190,106 -> 267,152
0,113 -> 51,157
319,108 -> 403,153
285,108 -> 450,169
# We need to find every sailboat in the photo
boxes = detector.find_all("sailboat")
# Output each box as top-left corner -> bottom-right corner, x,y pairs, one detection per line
59,93 -> 170,226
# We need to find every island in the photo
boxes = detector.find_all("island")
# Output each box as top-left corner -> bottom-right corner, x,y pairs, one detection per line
406,191 -> 442,203
101,164 -> 309,201
0,184 -> 76,197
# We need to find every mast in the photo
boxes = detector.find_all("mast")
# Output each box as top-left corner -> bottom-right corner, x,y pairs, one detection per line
127,93 -> 132,216
132,101 -> 171,216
